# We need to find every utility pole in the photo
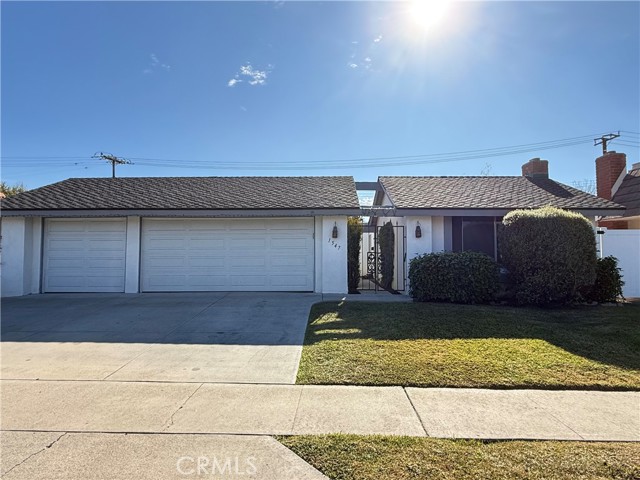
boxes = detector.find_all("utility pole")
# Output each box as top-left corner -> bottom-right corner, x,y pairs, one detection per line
92,152 -> 132,178
593,132 -> 620,155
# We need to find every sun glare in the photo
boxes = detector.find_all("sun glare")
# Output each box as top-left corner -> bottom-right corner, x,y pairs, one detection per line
409,0 -> 451,32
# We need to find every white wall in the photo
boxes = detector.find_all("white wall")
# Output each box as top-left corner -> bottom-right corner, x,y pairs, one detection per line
125,216 -> 141,293
1,217 -> 41,297
601,229 -> 640,298
405,216 -> 433,264
315,216 -> 348,294
375,216 -> 445,260
431,216 -> 445,253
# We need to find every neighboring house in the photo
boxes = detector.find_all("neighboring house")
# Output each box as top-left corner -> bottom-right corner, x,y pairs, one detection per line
0,176 -> 360,297
362,158 -> 625,291
596,151 -> 640,229
594,152 -> 640,298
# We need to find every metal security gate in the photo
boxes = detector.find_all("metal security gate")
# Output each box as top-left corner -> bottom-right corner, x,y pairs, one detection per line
359,224 -> 406,292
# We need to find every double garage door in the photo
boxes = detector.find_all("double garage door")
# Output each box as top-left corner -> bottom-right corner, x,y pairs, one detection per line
43,218 -> 315,293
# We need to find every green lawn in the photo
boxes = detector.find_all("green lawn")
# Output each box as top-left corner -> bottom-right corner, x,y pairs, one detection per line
279,435 -> 640,480
296,302 -> 640,389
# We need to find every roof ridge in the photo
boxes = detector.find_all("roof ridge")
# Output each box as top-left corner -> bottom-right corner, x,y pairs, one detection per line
65,175 -> 356,180
379,175 -> 524,178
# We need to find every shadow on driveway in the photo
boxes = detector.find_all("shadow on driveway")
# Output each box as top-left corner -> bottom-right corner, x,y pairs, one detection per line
2,292 -> 319,346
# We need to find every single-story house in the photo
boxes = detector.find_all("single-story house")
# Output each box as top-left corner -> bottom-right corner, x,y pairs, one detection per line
0,160 -> 627,297
362,158 -> 625,291
0,176 -> 360,297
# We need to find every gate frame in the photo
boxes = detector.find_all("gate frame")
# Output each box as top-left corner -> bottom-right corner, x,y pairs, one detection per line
359,222 -> 406,293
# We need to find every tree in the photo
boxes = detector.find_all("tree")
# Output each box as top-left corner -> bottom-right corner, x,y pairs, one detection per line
571,179 -> 596,195
0,182 -> 26,197
378,221 -> 395,290
347,217 -> 363,293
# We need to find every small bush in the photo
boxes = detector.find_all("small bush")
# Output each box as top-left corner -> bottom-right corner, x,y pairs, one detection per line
583,256 -> 625,303
499,206 -> 597,305
409,251 -> 500,304
347,217 -> 363,293
378,221 -> 395,290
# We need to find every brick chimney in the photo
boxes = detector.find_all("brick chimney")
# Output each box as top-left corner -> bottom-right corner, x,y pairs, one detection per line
521,158 -> 549,179
596,151 -> 626,200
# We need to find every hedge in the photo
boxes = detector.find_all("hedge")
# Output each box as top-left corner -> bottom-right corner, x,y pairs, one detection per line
409,251 -> 500,304
499,206 -> 597,305
582,256 -> 625,303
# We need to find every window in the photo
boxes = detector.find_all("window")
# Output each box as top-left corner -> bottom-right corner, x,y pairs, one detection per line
451,216 -> 501,259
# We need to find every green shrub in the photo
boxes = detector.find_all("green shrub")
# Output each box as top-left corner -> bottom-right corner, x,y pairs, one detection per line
347,217 -> 363,293
583,256 -> 625,303
499,206 -> 597,305
378,221 -> 395,290
409,251 -> 500,304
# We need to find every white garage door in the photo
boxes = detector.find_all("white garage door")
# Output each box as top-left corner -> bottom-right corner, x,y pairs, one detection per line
43,218 -> 127,293
141,218 -> 314,292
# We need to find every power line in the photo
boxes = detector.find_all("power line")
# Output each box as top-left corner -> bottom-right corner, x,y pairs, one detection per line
125,134 -> 603,166
128,140 -> 592,170
0,156 -> 90,160
1,131 -> 634,172
0,133 -> 609,165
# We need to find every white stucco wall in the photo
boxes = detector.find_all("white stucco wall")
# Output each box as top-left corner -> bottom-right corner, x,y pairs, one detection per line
30,219 -> 43,294
315,216 -> 348,294
404,216 -> 433,264
125,216 -> 141,293
395,215 -> 449,294
431,216 -> 445,253
1,217 -> 41,297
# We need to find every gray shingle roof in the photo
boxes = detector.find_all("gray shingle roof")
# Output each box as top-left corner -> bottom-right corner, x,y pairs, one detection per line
378,176 -> 625,211
1,176 -> 360,211
611,168 -> 640,217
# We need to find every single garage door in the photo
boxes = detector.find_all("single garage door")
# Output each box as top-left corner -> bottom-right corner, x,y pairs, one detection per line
141,218 -> 314,292
43,218 -> 127,293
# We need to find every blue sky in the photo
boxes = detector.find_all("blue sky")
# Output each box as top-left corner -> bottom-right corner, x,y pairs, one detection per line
2,1 -> 639,190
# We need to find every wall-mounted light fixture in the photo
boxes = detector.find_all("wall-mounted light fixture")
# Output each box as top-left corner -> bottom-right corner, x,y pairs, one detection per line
415,221 -> 422,238
332,222 -> 339,238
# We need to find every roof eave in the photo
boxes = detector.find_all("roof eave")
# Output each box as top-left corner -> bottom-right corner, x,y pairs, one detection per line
392,207 -> 627,217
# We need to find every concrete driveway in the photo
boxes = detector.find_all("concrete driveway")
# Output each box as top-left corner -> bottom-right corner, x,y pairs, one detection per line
1,292 -> 320,384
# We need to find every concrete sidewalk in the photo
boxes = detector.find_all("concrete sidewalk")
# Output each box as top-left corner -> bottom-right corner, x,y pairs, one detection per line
1,431 -> 328,479
2,380 -> 638,441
